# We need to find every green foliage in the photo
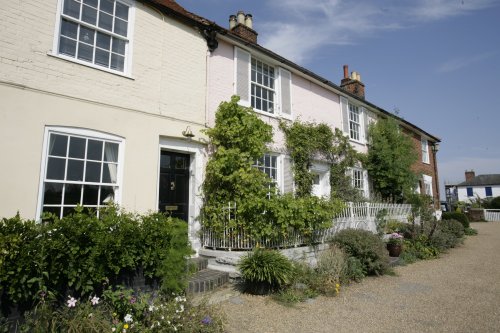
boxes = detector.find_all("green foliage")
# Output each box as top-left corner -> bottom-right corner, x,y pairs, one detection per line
429,219 -> 464,250
464,227 -> 478,236
330,229 -> 390,276
239,249 -> 295,294
366,117 -> 418,202
344,256 -> 366,282
442,212 -> 470,229
0,208 -> 191,315
484,196 -> 500,209
401,237 -> 439,262
280,122 -> 364,200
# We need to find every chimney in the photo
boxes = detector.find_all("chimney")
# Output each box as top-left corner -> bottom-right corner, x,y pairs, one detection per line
465,170 -> 475,182
340,64 -> 365,99
229,11 -> 258,44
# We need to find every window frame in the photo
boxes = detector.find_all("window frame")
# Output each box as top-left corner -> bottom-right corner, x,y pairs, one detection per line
349,103 -> 361,142
253,153 -> 282,195
36,127 -> 125,220
52,0 -> 135,76
421,138 -> 430,164
251,57 -> 276,114
466,187 -> 473,197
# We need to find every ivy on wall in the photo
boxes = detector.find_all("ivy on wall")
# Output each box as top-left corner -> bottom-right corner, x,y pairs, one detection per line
280,121 -> 364,201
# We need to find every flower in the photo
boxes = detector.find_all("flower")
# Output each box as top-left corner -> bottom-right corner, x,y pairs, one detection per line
67,296 -> 77,308
201,316 -> 212,325
123,324 -> 129,329
149,305 -> 156,312
91,296 -> 100,305
129,296 -> 136,304
112,328 -> 116,332
387,232 -> 404,245
124,314 -> 133,323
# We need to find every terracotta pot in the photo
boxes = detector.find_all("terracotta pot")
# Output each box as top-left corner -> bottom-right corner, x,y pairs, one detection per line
387,243 -> 402,257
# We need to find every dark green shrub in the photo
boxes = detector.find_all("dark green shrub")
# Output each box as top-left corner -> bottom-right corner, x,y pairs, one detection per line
402,237 -> 439,260
239,249 -> 294,294
0,207 -> 191,316
442,212 -> 469,229
464,227 -> 478,236
344,256 -> 365,282
438,219 -> 465,239
330,229 -> 389,276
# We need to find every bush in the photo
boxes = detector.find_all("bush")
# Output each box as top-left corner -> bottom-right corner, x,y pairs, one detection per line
0,207 -> 192,316
442,212 -> 469,229
429,219 -> 464,250
330,229 -> 390,276
438,219 -> 465,239
239,249 -> 294,294
401,237 -> 439,261
464,227 -> 478,236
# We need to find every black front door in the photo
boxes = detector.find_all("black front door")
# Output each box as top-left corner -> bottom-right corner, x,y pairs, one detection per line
158,151 -> 190,221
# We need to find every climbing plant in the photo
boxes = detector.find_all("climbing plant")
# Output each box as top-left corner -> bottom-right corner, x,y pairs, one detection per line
202,96 -> 273,233
201,97 -> 342,241
366,117 -> 418,203
280,121 -> 364,201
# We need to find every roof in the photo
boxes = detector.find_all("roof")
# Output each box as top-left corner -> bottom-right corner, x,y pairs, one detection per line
457,174 -> 500,187
143,1 -> 441,143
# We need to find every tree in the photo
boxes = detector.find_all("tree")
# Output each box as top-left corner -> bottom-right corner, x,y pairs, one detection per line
366,117 -> 418,203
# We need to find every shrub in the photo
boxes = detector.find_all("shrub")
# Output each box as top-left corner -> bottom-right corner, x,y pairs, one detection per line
464,227 -> 478,236
442,212 -> 470,229
330,229 -> 390,276
438,219 -> 465,239
344,257 -> 366,282
429,219 -> 464,250
401,237 -> 439,261
312,245 -> 346,295
0,207 -> 192,316
239,249 -> 295,294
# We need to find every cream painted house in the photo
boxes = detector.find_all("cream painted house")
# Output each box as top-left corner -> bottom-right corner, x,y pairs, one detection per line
0,0 -> 218,250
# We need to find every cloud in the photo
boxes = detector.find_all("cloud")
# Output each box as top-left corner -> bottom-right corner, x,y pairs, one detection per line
437,52 -> 495,73
258,0 -> 498,64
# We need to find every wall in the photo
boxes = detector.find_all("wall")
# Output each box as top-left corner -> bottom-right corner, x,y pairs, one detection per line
457,185 -> 500,202
0,1 -> 209,221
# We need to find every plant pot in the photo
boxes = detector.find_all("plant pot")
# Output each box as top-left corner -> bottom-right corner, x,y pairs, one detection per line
387,243 -> 402,257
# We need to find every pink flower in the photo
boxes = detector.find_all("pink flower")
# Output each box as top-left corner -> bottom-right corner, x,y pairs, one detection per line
67,296 -> 77,308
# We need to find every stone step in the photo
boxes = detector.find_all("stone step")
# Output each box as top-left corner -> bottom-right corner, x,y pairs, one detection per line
188,256 -> 208,272
187,268 -> 229,294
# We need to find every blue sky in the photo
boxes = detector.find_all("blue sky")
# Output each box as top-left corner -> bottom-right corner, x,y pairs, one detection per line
178,0 -> 500,198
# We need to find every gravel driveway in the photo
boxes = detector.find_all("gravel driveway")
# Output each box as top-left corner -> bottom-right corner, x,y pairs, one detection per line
219,222 -> 500,333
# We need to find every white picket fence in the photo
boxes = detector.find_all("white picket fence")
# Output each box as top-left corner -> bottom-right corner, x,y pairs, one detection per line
201,202 -> 412,250
484,209 -> 500,222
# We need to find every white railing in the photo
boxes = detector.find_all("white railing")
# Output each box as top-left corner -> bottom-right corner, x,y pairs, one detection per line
484,209 -> 500,222
201,202 -> 412,250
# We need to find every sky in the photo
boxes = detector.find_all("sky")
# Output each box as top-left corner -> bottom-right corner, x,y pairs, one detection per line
178,0 -> 500,199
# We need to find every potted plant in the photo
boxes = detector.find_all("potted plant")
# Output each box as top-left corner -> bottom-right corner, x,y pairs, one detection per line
386,232 -> 404,257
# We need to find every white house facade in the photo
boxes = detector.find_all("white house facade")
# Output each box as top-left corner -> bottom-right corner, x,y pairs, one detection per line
456,171 -> 500,202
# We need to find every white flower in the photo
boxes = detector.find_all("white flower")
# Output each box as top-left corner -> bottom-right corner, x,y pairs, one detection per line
67,296 -> 77,308
124,314 -> 133,323
112,328 -> 116,332
148,305 -> 155,312
91,296 -> 100,305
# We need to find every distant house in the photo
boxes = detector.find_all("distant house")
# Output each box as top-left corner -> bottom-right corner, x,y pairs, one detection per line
456,170 -> 500,202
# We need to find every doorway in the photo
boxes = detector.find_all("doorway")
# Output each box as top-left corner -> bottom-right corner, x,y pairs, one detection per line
158,150 -> 190,221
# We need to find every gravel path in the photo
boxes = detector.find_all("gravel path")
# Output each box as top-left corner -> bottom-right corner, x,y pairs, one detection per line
219,222 -> 500,333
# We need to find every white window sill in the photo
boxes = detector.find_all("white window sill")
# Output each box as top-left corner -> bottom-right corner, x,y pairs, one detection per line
48,52 -> 135,80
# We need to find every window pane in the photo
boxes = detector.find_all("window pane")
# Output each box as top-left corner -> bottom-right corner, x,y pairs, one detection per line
98,12 -> 113,31
61,19 -> 78,39
87,140 -> 103,160
100,0 -> 114,14
59,37 -> 77,57
83,185 -> 99,205
63,207 -> 77,217
83,0 -> 98,8
112,37 -> 126,55
43,206 -> 61,219
49,134 -> 68,156
115,2 -> 129,20
95,49 -> 110,67
46,158 -> 66,180
68,136 -> 86,158
110,54 -> 124,71
104,142 -> 119,162
102,163 -> 117,183
96,32 -> 111,49
114,18 -> 128,36
63,0 -> 81,19
100,186 -> 115,204
82,5 -> 97,25
43,182 -> 63,204
64,184 -> 82,205
79,26 -> 95,44
77,42 -> 93,62
85,161 -> 102,182
67,159 -> 84,181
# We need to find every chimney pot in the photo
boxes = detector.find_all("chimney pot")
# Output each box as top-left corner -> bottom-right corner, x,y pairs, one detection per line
237,11 -> 245,24
229,15 -> 237,30
343,65 -> 349,79
245,14 -> 253,29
